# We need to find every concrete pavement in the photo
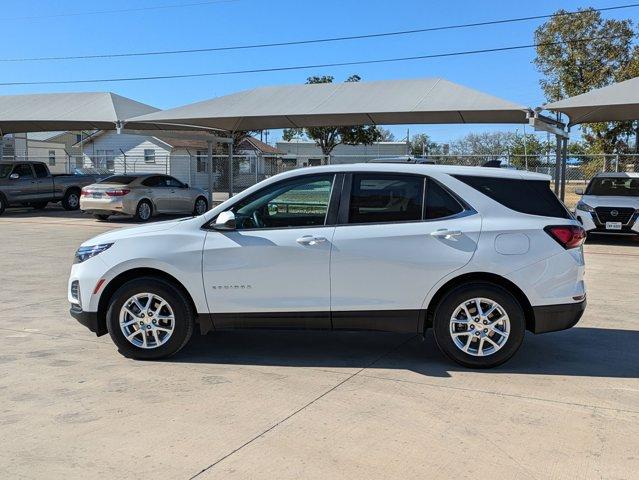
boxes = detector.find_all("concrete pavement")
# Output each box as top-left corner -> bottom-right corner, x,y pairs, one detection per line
0,207 -> 638,479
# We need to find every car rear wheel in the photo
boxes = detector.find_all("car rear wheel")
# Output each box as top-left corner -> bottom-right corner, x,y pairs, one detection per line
432,282 -> 525,369
106,277 -> 194,360
193,196 -> 208,215
134,199 -> 152,222
62,189 -> 81,210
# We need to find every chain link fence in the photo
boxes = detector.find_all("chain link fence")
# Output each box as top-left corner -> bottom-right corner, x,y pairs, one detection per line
3,152 -> 636,209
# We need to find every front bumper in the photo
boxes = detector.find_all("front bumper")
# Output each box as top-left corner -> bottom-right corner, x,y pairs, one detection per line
70,304 -> 107,336
531,298 -> 586,334
575,209 -> 639,234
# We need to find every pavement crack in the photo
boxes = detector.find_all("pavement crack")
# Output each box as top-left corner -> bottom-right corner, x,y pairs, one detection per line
188,335 -> 417,479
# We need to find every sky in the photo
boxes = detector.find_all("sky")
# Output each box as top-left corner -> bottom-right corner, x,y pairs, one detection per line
1,0 -> 637,144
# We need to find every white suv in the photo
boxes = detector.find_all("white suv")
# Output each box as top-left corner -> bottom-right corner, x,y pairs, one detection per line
69,164 -> 587,368
574,173 -> 639,236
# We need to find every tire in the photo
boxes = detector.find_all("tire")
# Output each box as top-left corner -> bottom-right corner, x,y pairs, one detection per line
0,194 -> 6,216
93,214 -> 110,221
134,199 -> 153,222
106,277 -> 195,360
432,282 -> 525,369
62,189 -> 80,210
193,196 -> 208,215
30,201 -> 48,210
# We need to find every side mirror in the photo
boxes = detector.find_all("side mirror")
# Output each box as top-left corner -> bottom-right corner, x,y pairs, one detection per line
183,183 -> 189,188
9,173 -> 19,179
213,211 -> 236,230
575,188 -> 584,195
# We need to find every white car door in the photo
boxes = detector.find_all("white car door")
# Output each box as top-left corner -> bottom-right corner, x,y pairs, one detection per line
202,173 -> 338,329
330,173 -> 481,331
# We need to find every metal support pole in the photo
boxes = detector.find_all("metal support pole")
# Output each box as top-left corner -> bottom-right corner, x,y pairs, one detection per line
554,134 -> 561,196
228,141 -> 234,197
560,137 -> 568,201
207,140 -> 214,204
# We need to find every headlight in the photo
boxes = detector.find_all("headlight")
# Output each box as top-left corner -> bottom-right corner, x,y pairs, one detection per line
74,243 -> 113,263
575,201 -> 594,213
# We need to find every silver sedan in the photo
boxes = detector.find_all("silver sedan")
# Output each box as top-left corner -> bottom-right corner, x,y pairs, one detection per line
80,174 -> 209,222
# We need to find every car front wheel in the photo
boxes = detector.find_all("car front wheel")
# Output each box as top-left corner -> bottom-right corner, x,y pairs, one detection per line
106,277 -> 194,360
432,282 -> 525,368
193,196 -> 208,215
134,200 -> 153,222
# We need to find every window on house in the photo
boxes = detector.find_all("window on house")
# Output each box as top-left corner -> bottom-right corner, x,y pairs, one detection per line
48,150 -> 56,166
76,134 -> 82,143
144,149 -> 156,164
96,150 -> 115,170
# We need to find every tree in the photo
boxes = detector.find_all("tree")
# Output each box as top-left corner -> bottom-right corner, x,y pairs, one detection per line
409,133 -> 441,156
534,8 -> 639,153
449,132 -> 513,158
377,127 -> 395,142
282,75 -> 382,155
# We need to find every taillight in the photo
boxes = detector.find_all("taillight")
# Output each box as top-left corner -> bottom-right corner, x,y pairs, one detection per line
105,189 -> 130,197
80,188 -> 91,197
544,225 -> 586,249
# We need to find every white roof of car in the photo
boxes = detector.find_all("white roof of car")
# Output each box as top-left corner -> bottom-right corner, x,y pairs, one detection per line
279,163 -> 551,181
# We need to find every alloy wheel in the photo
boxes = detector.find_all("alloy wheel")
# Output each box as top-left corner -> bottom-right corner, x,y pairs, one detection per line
119,293 -> 175,349
195,198 -> 207,215
449,297 -> 510,357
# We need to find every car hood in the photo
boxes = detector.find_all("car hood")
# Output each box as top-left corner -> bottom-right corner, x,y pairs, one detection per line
581,195 -> 639,209
81,218 -> 190,246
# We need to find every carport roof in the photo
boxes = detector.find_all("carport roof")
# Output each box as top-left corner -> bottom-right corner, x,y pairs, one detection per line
127,78 -> 531,131
544,76 -> 639,125
0,92 -> 160,134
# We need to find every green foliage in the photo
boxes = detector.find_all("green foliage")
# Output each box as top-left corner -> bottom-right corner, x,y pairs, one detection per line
534,8 -> 639,153
281,75 -> 382,155
410,133 -> 440,156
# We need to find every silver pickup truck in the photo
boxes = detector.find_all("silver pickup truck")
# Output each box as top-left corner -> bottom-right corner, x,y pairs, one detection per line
0,161 -> 106,215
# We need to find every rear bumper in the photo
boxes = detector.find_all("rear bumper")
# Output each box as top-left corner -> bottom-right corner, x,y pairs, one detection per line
70,304 -> 106,336
531,299 -> 586,334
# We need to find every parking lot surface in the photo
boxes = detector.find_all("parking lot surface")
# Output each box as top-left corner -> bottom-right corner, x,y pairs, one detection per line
1,207 -> 638,480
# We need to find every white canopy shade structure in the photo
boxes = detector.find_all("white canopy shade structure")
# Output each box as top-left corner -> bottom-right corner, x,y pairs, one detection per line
545,76 -> 639,125
0,92 -> 161,135
127,78 -> 532,131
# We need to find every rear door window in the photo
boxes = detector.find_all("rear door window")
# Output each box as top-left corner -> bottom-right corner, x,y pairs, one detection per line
348,174 -> 424,224
454,175 -> 570,219
424,179 -> 464,219
33,163 -> 49,178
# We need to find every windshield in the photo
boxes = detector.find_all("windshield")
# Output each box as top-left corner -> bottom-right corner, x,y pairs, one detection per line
0,164 -> 13,178
98,175 -> 137,185
585,177 -> 639,197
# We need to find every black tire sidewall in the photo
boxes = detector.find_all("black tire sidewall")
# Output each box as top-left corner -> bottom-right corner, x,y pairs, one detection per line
135,200 -> 152,222
63,190 -> 80,210
106,278 -> 194,360
194,196 -> 208,215
432,283 -> 525,369
0,194 -> 6,215
94,214 -> 109,221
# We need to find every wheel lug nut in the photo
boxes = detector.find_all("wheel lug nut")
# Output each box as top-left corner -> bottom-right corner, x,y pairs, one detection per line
483,320 -> 488,325
469,325 -> 474,330
483,329 -> 488,333
475,331 -> 480,336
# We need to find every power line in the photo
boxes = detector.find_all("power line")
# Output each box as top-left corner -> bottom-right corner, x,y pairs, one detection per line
2,3 -> 638,62
0,33 -> 634,87
4,0 -> 240,21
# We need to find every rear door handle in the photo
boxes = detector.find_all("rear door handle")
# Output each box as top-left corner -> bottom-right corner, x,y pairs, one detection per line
431,229 -> 463,239
296,235 -> 327,246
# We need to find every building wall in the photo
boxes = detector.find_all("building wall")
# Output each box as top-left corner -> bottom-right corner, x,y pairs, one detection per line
25,141 -> 69,173
81,132 -> 172,174
276,140 -> 409,165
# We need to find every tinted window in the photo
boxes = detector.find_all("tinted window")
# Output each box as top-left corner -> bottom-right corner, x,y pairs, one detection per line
100,175 -> 136,185
141,176 -> 162,187
425,179 -> 464,219
230,174 -> 334,229
454,175 -> 570,219
12,164 -> 33,179
349,174 -> 424,224
33,163 -> 49,178
165,177 -> 184,188
585,177 -> 639,197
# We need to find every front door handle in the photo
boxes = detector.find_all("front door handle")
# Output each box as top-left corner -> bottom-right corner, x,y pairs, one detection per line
296,235 -> 327,246
431,229 -> 463,239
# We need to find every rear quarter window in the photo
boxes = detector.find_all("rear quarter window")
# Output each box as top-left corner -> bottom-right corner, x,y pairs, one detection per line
453,175 -> 570,219
100,175 -> 136,185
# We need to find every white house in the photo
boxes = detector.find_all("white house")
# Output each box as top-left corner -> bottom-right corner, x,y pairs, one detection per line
276,139 -> 410,166
78,131 -> 283,189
